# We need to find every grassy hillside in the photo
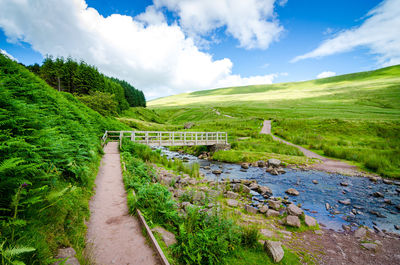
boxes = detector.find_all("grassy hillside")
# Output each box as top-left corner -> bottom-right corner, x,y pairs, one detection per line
147,65 -> 400,178
0,54 -> 127,264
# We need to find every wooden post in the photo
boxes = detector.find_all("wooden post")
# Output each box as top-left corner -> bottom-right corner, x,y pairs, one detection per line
119,131 -> 123,147
216,132 -> 219,144
159,132 -> 161,146
146,132 -> 149,145
131,132 -> 135,142
172,132 -> 175,145
195,133 -> 198,145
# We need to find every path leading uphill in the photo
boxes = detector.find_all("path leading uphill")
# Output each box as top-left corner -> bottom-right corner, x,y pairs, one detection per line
86,142 -> 159,265
261,120 -> 362,176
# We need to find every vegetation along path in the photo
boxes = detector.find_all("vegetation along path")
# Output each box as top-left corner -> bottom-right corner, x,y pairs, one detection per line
86,142 -> 159,264
260,120 -> 364,176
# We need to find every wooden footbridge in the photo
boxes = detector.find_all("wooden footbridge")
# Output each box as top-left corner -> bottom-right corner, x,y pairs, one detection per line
102,131 -> 228,147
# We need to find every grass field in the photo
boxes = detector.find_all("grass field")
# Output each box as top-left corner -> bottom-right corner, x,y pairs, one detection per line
141,65 -> 400,178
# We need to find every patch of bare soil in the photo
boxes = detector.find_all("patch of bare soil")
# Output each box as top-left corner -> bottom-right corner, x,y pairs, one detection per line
86,142 -> 160,265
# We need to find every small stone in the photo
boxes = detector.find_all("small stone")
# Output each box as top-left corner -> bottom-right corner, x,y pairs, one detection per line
225,191 -> 239,199
259,205 -> 269,214
370,211 -> 386,218
249,182 -> 259,190
285,188 -> 299,196
325,203 -> 330,210
258,185 -> 273,196
394,225 -> 400,230
315,230 -> 324,235
245,205 -> 258,214
361,243 -> 377,251
287,203 -> 303,216
226,199 -> 239,207
304,215 -> 317,227
384,199 -> 392,204
342,224 -> 351,232
354,227 -> 367,238
286,215 -> 301,228
264,240 -> 284,263
257,161 -> 266,167
338,199 -> 351,205
397,204 -> 400,211
383,179 -> 393,185
234,183 -> 251,193
54,248 -> 79,265
268,200 -> 282,211
340,182 -> 349,187
212,170 -> 222,174
372,191 -> 384,198
241,163 -> 249,169
312,180 -> 318,184
266,209 -> 280,217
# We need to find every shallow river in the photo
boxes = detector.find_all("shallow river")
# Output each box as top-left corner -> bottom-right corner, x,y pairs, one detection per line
159,148 -> 400,233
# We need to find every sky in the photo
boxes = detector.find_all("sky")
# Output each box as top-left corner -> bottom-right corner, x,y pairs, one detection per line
0,0 -> 399,100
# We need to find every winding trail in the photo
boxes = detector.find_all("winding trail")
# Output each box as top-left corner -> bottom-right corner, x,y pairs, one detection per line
86,142 -> 159,265
261,120 -> 362,176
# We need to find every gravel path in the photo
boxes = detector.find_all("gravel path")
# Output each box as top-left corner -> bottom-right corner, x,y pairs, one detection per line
260,120 -> 362,176
86,142 -> 159,265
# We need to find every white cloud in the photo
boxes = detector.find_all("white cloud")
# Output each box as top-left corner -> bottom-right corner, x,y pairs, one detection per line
0,48 -> 17,61
152,0 -> 283,49
278,0 -> 288,7
0,0 -> 279,99
291,0 -> 400,66
317,71 -> 336,79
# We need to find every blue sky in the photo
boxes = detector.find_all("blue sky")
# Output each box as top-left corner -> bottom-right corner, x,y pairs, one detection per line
0,0 -> 398,99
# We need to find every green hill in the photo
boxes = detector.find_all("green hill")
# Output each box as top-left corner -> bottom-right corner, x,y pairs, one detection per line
147,65 -> 400,178
0,54 -> 127,264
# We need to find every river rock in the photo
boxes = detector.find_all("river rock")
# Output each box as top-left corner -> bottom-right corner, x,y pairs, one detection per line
269,168 -> 279,175
245,205 -> 258,214
259,205 -> 269,213
396,204 -> 400,211
268,200 -> 281,211
152,227 -> 177,247
397,188 -> 400,193
227,199 -> 239,207
338,199 -> 351,205
266,209 -> 280,217
286,215 -> 301,228
304,215 -> 317,227
342,224 -> 351,232
204,166 -> 211,170
268,159 -> 281,168
384,199 -> 392,204
395,225 -> 400,230
354,227 -> 367,238
383,179 -> 393,185
325,203 -> 330,210
241,163 -> 249,169
212,169 -> 222,175
361,243 -> 378,251
225,191 -> 239,199
373,191 -> 384,198
258,185 -> 273,196
234,184 -> 251,193
287,203 -> 303,216
340,182 -> 348,187
312,180 -> 319,184
370,210 -> 386,218
257,160 -> 266,167
249,182 -> 259,190
285,188 -> 299,196
264,240 -> 284,263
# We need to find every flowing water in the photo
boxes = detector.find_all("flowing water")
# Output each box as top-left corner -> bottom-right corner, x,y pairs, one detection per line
159,148 -> 400,233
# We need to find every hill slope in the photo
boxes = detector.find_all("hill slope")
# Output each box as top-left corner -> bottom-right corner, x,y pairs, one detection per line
147,65 -> 400,178
0,54 -> 127,264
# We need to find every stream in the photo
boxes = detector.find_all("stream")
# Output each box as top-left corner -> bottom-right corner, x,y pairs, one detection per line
159,148 -> 400,234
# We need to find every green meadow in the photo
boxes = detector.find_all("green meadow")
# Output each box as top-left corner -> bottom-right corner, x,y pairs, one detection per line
140,65 -> 400,178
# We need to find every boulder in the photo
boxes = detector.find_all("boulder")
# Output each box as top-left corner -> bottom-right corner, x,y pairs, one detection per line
226,199 -> 239,207
234,183 -> 251,193
241,163 -> 250,169
225,191 -> 239,199
264,240 -> 284,263
259,205 -> 269,214
258,185 -> 273,196
268,200 -> 281,211
287,204 -> 303,216
361,243 -> 378,251
249,182 -> 259,190
152,227 -> 177,247
285,188 -> 299,196
244,205 -> 258,214
354,227 -> 367,238
268,159 -> 281,168
266,209 -> 280,217
257,160 -> 266,167
286,215 -> 301,228
304,215 -> 317,227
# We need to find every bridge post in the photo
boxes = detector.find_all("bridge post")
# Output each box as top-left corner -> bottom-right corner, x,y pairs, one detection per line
131,131 -> 135,142
119,131 -> 123,146
159,132 -> 161,146
146,132 -> 149,145
217,132 -> 219,144
195,133 -> 198,145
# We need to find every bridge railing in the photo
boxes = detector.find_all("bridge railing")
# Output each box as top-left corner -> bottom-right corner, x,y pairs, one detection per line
103,131 -> 228,146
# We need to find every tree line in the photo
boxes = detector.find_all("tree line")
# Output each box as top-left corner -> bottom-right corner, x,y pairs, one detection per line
27,56 -> 146,114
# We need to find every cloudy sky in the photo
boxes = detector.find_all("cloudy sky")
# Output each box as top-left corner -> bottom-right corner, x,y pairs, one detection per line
0,0 -> 399,99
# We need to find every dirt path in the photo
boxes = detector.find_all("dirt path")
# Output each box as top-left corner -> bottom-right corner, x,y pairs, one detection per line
86,142 -> 159,265
260,120 -> 363,176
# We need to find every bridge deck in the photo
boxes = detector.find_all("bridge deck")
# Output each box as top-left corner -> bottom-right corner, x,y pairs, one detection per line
102,131 -> 228,147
